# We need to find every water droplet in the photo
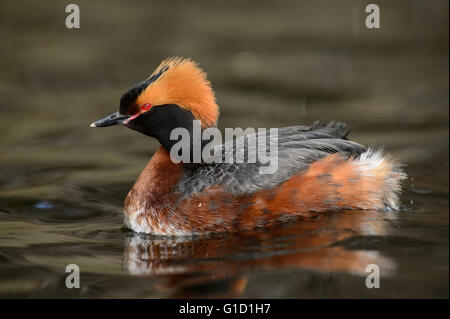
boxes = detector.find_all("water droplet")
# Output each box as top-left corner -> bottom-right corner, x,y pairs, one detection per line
34,201 -> 54,209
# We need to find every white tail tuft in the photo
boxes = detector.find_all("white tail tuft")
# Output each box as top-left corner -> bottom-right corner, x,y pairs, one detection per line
355,148 -> 407,210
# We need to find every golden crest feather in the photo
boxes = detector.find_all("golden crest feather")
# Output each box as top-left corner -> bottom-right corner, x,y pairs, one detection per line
136,57 -> 219,127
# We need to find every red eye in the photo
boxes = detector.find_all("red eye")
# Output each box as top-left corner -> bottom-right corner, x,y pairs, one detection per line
141,103 -> 152,111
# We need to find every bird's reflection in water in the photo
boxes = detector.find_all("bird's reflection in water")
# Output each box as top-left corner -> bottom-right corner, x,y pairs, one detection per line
123,210 -> 397,298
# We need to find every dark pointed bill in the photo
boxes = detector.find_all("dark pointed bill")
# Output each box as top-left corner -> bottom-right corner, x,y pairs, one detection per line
90,112 -> 130,127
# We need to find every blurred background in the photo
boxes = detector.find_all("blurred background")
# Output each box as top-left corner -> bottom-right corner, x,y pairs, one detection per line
0,0 -> 448,298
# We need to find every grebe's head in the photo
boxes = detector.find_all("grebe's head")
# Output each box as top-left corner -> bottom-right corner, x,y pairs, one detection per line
91,57 -> 219,138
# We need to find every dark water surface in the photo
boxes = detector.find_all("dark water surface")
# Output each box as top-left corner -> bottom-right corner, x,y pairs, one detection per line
0,0 -> 448,298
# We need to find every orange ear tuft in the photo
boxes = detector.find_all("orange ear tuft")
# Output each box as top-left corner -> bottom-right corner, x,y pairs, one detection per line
136,57 -> 219,127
